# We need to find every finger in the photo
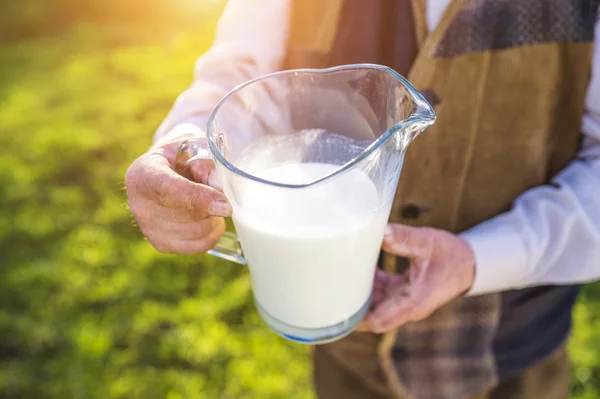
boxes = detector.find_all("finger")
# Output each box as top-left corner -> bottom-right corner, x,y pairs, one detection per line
189,158 -> 214,185
373,278 -> 385,292
374,268 -> 389,283
382,224 -> 432,260
372,269 -> 407,301
365,283 -> 415,333
130,197 -> 216,223
372,275 -> 387,305
387,271 -> 410,286
189,158 -> 223,190
207,169 -> 223,191
172,135 -> 211,169
177,138 -> 216,186
142,217 -> 224,241
177,139 -> 223,190
145,218 -> 226,255
374,269 -> 388,284
130,152 -> 231,217
371,290 -> 385,308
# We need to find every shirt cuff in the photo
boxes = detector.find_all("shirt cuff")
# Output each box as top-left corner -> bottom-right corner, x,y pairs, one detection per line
460,218 -> 530,296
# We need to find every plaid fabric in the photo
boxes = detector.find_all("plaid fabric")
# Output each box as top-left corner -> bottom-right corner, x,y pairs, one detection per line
312,340 -> 570,399
389,295 -> 501,399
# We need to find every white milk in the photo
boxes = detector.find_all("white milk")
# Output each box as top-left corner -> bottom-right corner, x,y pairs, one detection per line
232,163 -> 391,329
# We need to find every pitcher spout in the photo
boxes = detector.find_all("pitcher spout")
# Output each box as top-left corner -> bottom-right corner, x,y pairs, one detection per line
410,90 -> 437,139
401,111 -> 436,146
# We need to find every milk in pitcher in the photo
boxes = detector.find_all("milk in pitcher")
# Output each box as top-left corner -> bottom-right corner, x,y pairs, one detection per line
232,162 -> 391,329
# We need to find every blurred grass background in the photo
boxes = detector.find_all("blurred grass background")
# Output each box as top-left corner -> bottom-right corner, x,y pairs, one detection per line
0,0 -> 599,398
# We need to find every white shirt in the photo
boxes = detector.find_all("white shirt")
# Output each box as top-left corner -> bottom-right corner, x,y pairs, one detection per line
155,0 -> 600,296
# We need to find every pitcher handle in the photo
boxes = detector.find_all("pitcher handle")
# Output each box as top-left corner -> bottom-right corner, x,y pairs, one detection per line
207,231 -> 246,265
174,138 -> 246,265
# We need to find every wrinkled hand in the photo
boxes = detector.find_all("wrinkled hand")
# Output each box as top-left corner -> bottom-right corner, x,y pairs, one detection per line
125,133 -> 230,254
359,224 -> 476,333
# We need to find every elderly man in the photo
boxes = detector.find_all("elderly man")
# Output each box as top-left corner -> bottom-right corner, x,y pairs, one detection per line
125,1 -> 600,398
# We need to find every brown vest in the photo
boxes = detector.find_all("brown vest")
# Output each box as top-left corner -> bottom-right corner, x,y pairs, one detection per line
285,0 -> 596,398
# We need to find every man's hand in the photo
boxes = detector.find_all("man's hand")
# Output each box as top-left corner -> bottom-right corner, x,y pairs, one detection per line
360,224 -> 476,333
125,135 -> 230,255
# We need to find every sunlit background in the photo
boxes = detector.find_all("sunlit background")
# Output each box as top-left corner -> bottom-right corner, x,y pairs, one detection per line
0,1 -> 599,398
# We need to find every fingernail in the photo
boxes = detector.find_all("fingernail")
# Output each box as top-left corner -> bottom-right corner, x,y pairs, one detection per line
384,225 -> 394,239
210,201 -> 232,217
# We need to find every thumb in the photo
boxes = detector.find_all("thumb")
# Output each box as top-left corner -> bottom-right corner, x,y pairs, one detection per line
382,224 -> 431,259
188,159 -> 222,190
165,138 -> 223,190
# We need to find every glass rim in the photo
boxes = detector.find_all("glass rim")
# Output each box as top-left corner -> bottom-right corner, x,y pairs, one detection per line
206,63 -> 436,189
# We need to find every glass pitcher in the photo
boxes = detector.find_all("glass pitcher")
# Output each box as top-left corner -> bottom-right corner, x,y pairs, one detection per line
175,64 -> 435,344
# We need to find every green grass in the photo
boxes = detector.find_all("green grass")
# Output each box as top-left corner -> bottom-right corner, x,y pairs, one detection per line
0,14 -> 599,399
0,22 -> 312,399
